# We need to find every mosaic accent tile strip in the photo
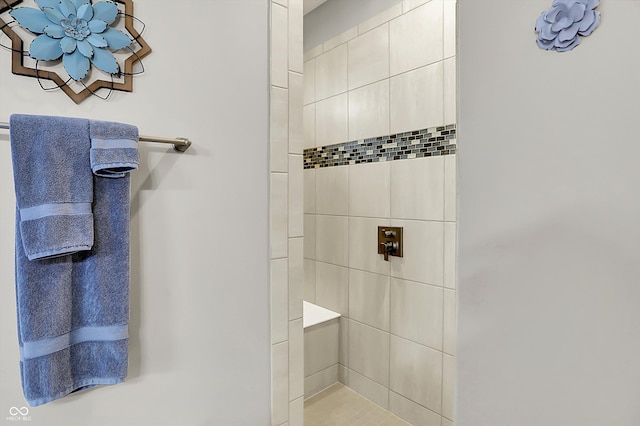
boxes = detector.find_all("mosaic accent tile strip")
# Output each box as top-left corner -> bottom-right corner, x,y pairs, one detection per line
304,124 -> 456,169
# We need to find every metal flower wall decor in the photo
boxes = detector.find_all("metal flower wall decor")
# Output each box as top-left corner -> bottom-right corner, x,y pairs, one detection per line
535,0 -> 601,52
11,0 -> 131,80
0,0 -> 151,103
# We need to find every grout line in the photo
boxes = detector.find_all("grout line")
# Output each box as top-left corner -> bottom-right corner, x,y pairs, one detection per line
349,316 -> 446,355
388,14 -> 392,140
345,40 -> 351,146
387,271 -> 393,409
440,187 -> 446,416
312,57 -> 449,106
389,389 -> 444,420
309,244 -> 447,289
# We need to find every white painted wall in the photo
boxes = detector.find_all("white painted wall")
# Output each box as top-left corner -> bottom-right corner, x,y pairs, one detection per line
0,1 -> 271,425
458,1 -> 640,425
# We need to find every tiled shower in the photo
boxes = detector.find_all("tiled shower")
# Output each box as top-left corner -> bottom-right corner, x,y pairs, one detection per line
302,0 -> 457,424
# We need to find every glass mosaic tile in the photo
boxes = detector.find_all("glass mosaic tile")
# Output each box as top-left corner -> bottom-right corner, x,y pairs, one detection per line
304,124 -> 456,169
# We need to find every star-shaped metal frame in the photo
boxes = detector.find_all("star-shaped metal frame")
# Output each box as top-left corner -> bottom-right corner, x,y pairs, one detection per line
0,0 -> 151,104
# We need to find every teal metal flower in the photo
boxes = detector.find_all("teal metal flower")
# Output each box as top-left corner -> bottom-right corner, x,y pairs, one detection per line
10,0 -> 132,80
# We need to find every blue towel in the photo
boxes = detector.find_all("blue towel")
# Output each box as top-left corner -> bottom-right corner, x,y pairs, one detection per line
10,115 -> 94,260
90,119 -> 139,178
10,115 -> 138,406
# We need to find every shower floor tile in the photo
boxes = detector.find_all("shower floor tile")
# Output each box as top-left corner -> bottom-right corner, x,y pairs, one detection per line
304,383 -> 410,426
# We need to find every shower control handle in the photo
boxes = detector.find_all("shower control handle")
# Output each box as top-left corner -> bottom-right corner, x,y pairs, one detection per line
380,241 -> 398,261
377,226 -> 403,262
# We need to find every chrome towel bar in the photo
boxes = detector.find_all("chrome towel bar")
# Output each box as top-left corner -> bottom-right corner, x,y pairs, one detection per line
0,121 -> 192,152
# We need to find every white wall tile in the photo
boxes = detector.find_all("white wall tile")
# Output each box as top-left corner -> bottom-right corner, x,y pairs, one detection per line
315,93 -> 348,147
390,278 -> 443,350
304,214 -> 316,259
304,259 -> 316,303
444,0 -> 456,59
349,269 -> 390,331
402,0 -> 431,13
323,26 -> 358,52
304,364 -> 339,398
289,397 -> 304,426
303,104 -> 316,149
304,319 -> 340,376
316,165 -> 349,216
390,220 -> 444,286
358,3 -> 403,35
348,80 -> 390,141
390,157 -> 445,221
349,320 -> 390,386
444,154 -> 457,221
444,57 -> 457,125
304,44 -> 323,62
289,73 -> 304,155
390,0 -> 444,76
390,335 -> 443,413
303,169 -> 316,214
349,161 -> 391,218
271,87 -> 289,173
271,342 -> 289,426
271,173 -> 288,259
339,316 -> 349,365
299,0 -> 457,412
289,237 -> 304,320
348,24 -> 390,90
316,215 -> 349,266
315,44 -> 348,100
315,262 -> 349,316
289,319 -> 304,400
288,0 -> 303,73
443,288 -> 456,355
338,364 -> 348,385
271,259 -> 289,344
442,353 -> 455,421
269,140 -> 289,173
390,62 -> 444,134
289,155 -> 303,238
303,60 -> 315,105
271,3 -> 288,88
348,369 -> 390,409
444,222 -> 456,289
389,391 -> 442,426
349,217 -> 391,276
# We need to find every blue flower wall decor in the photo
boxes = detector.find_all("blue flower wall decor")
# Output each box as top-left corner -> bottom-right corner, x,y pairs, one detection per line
535,0 -> 600,52
0,0 -> 150,103
10,0 -> 131,80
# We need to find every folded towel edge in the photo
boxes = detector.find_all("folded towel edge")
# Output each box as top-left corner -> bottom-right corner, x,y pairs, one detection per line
25,377 -> 126,407
27,245 -> 93,261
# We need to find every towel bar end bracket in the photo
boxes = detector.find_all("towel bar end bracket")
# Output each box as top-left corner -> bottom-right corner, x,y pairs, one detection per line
171,138 -> 191,153
173,138 -> 191,152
